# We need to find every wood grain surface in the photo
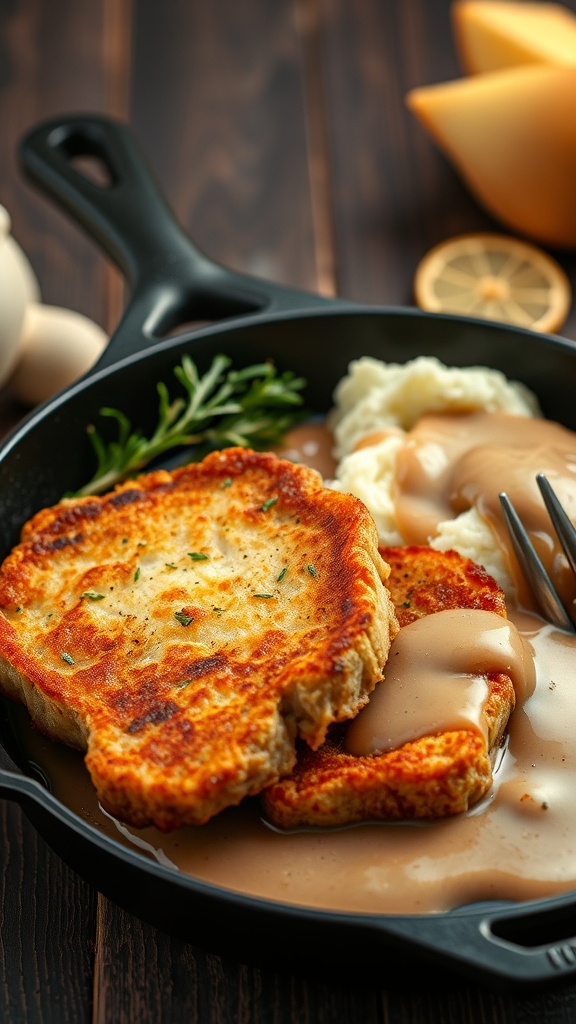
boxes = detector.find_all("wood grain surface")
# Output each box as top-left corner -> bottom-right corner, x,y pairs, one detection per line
2,1 -> 576,1021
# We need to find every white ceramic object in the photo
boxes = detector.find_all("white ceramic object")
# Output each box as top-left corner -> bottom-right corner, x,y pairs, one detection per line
10,303 -> 107,407
0,204 -> 108,405
0,205 -> 40,386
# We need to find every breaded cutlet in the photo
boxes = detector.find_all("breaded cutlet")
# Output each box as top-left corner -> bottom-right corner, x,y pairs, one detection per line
262,546 -> 518,828
0,447 -> 398,830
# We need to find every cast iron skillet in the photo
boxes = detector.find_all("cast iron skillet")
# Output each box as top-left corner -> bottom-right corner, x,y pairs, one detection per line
1,113 -> 576,991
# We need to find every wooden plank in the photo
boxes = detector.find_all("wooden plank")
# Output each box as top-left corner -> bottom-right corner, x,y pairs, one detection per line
322,0 -> 576,341
128,0 -> 319,294
0,2 -> 114,1022
0,802 -> 96,1024
91,899 -> 383,1024
0,0 -> 116,327
321,0 -> 482,306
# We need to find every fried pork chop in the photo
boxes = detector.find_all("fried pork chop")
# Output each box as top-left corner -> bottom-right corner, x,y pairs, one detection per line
262,546 -> 517,828
0,448 -> 398,830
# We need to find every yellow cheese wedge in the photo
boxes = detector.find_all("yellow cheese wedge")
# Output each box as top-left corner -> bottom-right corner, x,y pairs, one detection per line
453,0 -> 576,73
406,64 -> 576,248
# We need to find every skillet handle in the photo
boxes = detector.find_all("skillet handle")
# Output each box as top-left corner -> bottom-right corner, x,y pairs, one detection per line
19,114 -> 335,371
378,904 -> 576,988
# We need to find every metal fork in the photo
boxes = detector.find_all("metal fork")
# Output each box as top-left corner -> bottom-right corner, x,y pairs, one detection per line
499,474 -> 576,633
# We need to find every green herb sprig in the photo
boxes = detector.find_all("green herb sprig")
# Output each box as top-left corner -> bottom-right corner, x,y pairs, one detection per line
76,354 -> 307,497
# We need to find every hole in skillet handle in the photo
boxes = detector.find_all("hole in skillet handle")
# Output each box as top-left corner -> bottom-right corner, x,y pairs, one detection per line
489,901 -> 576,951
50,124 -> 119,188
482,900 -> 576,985
70,154 -> 114,189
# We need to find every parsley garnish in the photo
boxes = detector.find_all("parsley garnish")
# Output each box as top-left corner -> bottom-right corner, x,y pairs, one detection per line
277,566 -> 288,582
61,652 -> 75,665
174,610 -> 194,626
74,354 -> 307,496
260,496 -> 278,512
306,564 -> 319,578
188,552 -> 209,561
253,593 -> 274,599
81,590 -> 105,601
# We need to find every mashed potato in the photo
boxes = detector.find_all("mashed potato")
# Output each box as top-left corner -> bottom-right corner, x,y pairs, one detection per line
329,356 -> 540,598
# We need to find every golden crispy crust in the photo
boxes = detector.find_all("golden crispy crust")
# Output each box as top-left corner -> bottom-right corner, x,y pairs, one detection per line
381,544 -> 508,628
262,545 -> 516,828
0,448 -> 398,830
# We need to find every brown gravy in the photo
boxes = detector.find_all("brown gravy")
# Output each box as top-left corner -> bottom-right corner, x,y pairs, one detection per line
394,410 -> 576,612
344,608 -> 534,756
273,421 -> 337,479
9,417 -> 576,916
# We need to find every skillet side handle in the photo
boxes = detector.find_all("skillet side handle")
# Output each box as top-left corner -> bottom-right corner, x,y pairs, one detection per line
377,905 -> 576,989
19,114 -> 335,371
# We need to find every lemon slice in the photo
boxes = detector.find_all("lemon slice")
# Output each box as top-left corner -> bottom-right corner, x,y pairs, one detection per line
414,233 -> 571,333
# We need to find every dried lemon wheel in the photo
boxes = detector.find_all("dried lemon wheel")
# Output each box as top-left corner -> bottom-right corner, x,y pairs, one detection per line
414,233 -> 571,333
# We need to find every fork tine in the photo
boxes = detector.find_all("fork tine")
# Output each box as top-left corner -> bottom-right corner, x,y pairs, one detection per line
499,491 -> 576,633
536,473 -> 576,577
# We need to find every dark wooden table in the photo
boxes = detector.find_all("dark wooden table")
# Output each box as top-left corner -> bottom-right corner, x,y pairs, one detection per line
2,1 -> 576,1021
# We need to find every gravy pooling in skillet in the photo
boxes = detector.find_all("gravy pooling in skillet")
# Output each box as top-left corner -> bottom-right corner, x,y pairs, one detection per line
11,416 -> 576,915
